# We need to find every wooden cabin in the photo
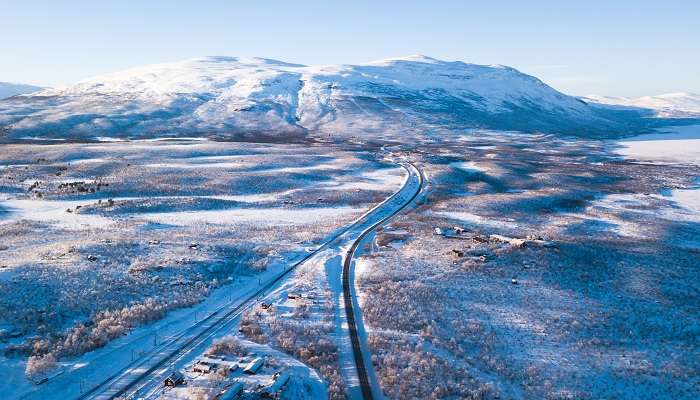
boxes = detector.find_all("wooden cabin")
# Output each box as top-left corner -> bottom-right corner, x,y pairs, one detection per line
164,371 -> 184,387
193,361 -> 213,374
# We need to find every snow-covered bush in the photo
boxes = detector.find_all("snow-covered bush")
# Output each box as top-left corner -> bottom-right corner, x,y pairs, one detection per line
25,353 -> 57,380
240,312 -> 268,344
208,335 -> 248,356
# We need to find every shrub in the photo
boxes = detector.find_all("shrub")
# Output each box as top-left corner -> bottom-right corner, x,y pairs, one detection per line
25,353 -> 57,379
208,335 -> 248,356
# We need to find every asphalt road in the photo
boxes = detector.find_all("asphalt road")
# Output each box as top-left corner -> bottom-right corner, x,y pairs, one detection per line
342,161 -> 424,400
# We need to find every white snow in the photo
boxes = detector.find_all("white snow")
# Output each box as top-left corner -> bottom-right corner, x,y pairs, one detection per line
326,167 -> 405,191
66,157 -> 108,165
144,161 -> 247,169
616,125 -> 700,165
434,211 -> 518,230
137,206 -> 361,226
615,125 -> 700,223
0,194 -> 361,228
0,82 -> 43,99
665,187 -> 700,217
0,56 -> 603,139
0,197 -> 114,229
584,92 -> 700,118
451,161 -> 488,173
580,190 -> 700,233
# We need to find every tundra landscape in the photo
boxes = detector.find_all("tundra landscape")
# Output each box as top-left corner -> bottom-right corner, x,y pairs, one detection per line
2,2 -> 699,399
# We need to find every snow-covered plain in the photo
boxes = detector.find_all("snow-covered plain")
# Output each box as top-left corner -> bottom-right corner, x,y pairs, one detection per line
614,124 -> 700,223
0,139 -> 405,399
616,124 -> 700,165
355,131 -> 699,399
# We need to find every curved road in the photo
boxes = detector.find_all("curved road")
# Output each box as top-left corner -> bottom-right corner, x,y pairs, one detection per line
22,156 -> 423,400
342,161 -> 423,400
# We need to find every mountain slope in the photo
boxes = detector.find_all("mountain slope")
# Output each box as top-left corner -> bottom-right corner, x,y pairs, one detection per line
0,56 -> 632,140
583,92 -> 700,118
0,82 -> 43,100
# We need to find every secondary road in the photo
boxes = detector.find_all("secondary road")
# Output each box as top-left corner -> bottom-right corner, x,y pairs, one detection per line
28,156 -> 423,400
342,161 -> 423,400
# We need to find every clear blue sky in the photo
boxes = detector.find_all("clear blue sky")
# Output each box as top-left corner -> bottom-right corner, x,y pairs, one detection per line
2,0 -> 698,97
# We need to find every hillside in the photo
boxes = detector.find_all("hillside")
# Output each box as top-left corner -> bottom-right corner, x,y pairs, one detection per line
584,92 -> 700,118
0,82 -> 43,100
0,56 -> 634,141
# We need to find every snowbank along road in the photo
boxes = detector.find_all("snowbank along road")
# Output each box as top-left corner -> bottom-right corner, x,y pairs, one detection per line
55,156 -> 423,400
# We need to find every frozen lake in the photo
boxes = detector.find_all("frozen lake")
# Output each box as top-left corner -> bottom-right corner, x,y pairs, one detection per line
616,124 -> 700,219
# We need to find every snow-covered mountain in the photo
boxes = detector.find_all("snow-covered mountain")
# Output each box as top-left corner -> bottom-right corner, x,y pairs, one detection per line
0,56 -> 634,140
583,92 -> 700,118
0,82 -> 43,100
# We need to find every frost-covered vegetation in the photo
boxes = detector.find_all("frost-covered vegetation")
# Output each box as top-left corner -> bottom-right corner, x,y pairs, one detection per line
0,140 -> 400,382
241,259 -> 347,399
208,335 -> 248,357
359,133 -> 700,399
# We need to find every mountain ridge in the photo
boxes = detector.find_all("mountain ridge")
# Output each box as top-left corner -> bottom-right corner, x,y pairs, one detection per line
583,92 -> 700,118
0,56 -> 653,141
0,82 -> 44,100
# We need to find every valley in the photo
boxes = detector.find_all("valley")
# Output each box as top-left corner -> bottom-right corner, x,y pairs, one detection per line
1,53 -> 698,400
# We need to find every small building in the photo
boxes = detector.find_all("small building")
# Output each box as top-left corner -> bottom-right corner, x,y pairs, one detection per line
265,369 -> 290,395
243,357 -> 264,374
193,361 -> 213,374
164,371 -> 185,387
220,382 -> 245,400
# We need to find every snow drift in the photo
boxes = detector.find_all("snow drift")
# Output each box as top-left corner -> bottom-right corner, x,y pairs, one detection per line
0,56 -> 642,140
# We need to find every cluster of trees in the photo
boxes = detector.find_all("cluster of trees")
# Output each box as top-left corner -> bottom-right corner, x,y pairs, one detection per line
369,334 -> 497,399
17,295 -> 211,380
240,312 -> 269,344
357,226 -> 511,399
24,353 -> 57,381
208,335 -> 248,357
56,297 -> 187,357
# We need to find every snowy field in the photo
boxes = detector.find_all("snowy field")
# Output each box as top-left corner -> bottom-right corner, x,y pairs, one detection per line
355,131 -> 699,399
617,124 -> 700,165
1,129 -> 698,400
0,139 -> 404,397
615,124 -> 700,221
